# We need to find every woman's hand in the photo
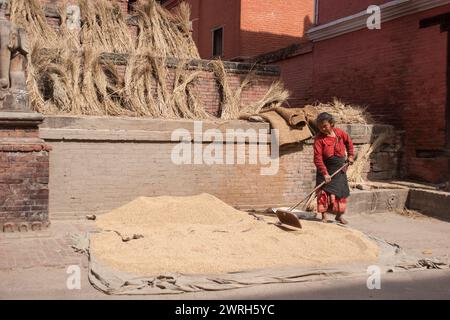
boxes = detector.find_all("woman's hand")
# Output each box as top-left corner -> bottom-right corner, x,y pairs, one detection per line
347,156 -> 355,165
324,175 -> 332,184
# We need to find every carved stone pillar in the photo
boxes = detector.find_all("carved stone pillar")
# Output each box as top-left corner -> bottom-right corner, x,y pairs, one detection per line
0,2 -> 51,232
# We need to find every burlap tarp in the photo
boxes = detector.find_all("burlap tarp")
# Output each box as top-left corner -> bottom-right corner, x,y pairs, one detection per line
72,231 -> 449,296
240,106 -> 319,147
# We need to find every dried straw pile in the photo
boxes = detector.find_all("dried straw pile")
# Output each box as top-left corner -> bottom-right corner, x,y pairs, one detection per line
306,98 -> 374,125
347,131 -> 392,184
9,0 -> 288,119
91,193 -> 379,275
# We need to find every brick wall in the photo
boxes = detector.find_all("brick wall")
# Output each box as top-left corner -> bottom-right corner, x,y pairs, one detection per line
271,5 -> 450,183
239,0 -> 315,57
162,0 -> 316,59
192,0 -> 241,60
313,5 -> 449,183
0,127 -> 51,232
276,52 -> 314,106
39,117 -> 400,219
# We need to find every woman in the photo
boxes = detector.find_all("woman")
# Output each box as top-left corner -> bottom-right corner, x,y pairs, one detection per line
313,112 -> 354,224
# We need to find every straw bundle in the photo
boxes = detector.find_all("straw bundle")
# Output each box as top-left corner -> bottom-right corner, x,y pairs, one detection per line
241,80 -> 290,115
209,60 -> 240,120
79,0 -> 133,53
307,98 -> 374,125
172,61 -> 211,119
347,131 -> 392,183
10,0 -> 288,119
134,0 -> 199,58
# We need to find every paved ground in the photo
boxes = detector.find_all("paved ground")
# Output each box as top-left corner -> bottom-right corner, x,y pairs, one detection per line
1,212 -> 450,300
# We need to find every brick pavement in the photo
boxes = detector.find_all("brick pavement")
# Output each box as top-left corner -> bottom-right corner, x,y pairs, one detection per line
0,220 -> 96,271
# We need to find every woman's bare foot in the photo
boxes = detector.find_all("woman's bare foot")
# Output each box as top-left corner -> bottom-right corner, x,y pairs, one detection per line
335,214 -> 348,225
321,213 -> 329,223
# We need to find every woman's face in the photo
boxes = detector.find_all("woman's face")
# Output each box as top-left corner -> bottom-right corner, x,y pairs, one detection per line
318,120 -> 333,135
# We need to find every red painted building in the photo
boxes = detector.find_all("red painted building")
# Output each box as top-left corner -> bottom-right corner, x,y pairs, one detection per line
162,0 -> 316,60
271,0 -> 450,183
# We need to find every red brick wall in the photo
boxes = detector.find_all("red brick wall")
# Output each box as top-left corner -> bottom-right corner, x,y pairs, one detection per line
240,0 -> 315,57
318,0 -> 391,24
0,129 -> 51,232
164,0 -> 316,59
275,5 -> 450,182
276,52 -> 314,106
195,0 -> 241,60
165,0 -> 241,60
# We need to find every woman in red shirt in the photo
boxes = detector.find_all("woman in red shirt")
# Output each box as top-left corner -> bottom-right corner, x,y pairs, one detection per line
313,112 -> 354,224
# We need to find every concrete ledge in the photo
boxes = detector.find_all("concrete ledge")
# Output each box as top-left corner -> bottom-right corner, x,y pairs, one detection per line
347,189 -> 409,215
0,112 -> 44,126
41,116 -> 269,131
407,189 -> 450,221
40,117 -> 398,145
40,116 -> 272,143
39,128 -> 273,143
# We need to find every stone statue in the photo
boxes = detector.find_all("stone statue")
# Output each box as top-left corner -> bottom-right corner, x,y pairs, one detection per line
0,0 -> 31,112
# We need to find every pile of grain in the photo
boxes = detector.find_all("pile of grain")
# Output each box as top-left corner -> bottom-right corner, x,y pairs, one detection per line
91,194 -> 379,275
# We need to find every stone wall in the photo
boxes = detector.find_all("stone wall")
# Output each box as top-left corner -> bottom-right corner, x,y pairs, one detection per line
39,116 -> 401,219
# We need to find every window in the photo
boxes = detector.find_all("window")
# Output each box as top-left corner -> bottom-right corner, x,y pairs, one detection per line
212,27 -> 224,58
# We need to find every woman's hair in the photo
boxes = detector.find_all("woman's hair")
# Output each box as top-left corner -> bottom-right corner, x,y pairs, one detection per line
316,112 -> 335,126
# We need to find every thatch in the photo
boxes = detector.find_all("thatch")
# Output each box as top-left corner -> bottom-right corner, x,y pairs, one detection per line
134,0 -> 200,58
9,0 -> 284,119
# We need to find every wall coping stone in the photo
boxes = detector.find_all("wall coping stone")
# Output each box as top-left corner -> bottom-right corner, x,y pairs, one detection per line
40,115 -> 396,144
307,0 -> 450,42
0,112 -> 44,126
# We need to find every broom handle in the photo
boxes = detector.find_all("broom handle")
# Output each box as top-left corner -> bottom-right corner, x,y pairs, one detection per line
288,162 -> 349,212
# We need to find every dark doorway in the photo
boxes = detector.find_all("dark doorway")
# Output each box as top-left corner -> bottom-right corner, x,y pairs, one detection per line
419,13 -> 450,182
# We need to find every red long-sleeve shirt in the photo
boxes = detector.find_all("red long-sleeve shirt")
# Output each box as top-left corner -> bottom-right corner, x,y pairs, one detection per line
313,128 -> 354,177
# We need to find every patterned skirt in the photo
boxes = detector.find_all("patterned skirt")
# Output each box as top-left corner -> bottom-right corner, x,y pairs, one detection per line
316,189 -> 347,214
